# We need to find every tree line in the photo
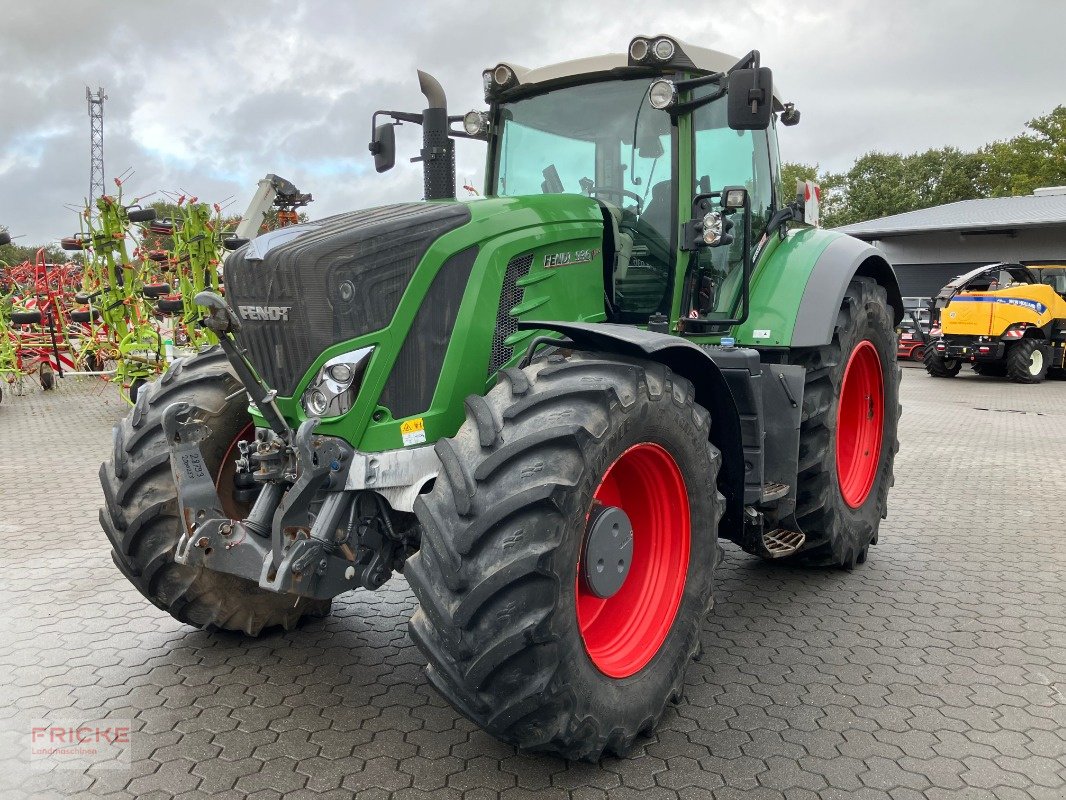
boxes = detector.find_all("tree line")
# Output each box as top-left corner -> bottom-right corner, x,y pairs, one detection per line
782,105 -> 1066,229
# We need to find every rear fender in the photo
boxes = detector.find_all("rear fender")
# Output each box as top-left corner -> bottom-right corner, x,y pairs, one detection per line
517,321 -> 745,534
791,236 -> 903,347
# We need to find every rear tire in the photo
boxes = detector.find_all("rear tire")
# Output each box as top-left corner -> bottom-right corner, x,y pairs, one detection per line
406,352 -> 721,760
1006,338 -> 1049,384
786,277 -> 900,568
99,346 -> 330,634
924,345 -> 962,377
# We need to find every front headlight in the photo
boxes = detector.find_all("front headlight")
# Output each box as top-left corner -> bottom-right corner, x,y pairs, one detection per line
648,79 -> 677,110
301,346 -> 374,418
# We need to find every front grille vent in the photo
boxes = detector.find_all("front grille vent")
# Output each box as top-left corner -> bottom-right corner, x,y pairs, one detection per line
489,253 -> 533,374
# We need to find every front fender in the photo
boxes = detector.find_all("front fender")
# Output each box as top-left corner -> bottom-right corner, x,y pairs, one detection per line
518,321 -> 745,534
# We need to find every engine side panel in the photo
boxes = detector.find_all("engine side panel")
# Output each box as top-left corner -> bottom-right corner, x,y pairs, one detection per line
243,194 -> 608,453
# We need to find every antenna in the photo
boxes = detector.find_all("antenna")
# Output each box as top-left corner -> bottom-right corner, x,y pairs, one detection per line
86,87 -> 107,210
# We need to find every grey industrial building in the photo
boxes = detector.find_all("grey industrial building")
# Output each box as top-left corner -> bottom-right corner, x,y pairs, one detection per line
837,187 -> 1066,298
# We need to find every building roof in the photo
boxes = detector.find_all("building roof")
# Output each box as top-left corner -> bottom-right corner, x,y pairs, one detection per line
837,193 -> 1066,239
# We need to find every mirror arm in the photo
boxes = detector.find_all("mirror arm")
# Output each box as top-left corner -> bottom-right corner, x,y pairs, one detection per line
672,71 -> 724,92
728,50 -> 760,73
369,109 -> 423,144
668,85 -> 727,119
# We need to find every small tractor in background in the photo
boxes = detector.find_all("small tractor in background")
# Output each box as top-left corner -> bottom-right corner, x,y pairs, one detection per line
924,262 -> 1066,383
100,36 -> 901,760
897,298 -> 933,362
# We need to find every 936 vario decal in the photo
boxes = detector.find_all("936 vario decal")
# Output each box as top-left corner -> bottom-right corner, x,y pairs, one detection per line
542,249 -> 599,268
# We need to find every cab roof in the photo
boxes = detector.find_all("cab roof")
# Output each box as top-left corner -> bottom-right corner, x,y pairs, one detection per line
491,37 -> 786,106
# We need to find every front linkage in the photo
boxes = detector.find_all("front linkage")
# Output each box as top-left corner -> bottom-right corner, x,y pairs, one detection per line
165,292 -> 426,598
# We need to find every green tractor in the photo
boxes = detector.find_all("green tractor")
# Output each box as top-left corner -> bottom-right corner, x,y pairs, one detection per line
100,36 -> 901,760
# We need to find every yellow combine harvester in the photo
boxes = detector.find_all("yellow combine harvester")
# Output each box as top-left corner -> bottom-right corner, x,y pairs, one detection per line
924,263 -> 1066,383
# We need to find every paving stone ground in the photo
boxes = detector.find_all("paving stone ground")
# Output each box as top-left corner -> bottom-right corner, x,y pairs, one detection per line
1,364 -> 1064,799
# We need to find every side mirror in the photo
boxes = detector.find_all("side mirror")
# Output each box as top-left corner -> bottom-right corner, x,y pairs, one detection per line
369,123 -> 396,173
727,67 -> 773,130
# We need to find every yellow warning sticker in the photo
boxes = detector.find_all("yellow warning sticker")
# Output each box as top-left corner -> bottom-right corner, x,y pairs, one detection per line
400,417 -> 427,447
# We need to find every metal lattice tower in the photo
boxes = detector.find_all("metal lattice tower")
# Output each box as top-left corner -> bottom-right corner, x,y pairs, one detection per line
86,87 -> 107,208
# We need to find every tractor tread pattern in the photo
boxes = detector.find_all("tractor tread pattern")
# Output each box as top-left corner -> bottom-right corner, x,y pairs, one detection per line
924,345 -> 962,377
99,345 -> 329,636
780,277 -> 901,567
1006,338 -> 1050,384
406,352 -> 720,760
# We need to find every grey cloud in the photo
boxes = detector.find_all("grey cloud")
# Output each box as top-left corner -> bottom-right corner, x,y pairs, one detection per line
2,0 -> 1064,242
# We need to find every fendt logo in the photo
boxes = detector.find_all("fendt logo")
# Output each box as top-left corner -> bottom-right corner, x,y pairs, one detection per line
238,305 -> 291,322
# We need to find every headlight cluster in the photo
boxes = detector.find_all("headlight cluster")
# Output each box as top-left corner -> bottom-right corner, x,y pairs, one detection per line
483,63 -> 518,100
629,36 -> 677,65
301,346 -> 374,419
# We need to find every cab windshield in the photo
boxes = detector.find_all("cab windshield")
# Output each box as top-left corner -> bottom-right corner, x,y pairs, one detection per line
494,79 -> 675,317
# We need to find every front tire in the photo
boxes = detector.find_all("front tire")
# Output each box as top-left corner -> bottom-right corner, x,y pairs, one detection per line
924,345 -> 962,377
787,277 -> 900,567
99,346 -> 330,635
406,353 -> 721,760
1006,338 -> 1049,384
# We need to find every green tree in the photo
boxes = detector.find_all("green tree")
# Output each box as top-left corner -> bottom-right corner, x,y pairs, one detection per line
0,233 -> 74,267
785,106 -> 1064,228
980,106 -> 1066,196
778,162 -> 847,227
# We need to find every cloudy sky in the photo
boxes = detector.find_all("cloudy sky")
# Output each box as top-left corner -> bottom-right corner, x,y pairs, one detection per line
2,0 -> 1064,243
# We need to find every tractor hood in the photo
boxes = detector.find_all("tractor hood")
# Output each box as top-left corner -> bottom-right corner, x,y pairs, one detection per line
224,202 -> 471,396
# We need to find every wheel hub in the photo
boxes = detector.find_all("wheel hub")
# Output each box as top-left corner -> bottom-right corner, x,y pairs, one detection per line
582,505 -> 634,599
1030,348 -> 1043,375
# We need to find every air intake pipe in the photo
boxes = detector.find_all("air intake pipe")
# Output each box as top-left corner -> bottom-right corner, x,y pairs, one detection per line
417,70 -> 455,201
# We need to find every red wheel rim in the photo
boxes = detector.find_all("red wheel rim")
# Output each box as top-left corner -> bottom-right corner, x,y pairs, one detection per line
576,443 -> 690,678
836,341 -> 884,508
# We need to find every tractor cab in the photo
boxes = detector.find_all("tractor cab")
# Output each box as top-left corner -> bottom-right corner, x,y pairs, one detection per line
372,36 -> 809,335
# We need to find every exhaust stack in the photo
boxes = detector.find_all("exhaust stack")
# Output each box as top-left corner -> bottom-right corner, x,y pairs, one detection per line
417,70 -> 455,201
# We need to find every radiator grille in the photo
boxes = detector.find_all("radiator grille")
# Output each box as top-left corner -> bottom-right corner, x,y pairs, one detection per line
224,203 -> 470,396
377,247 -> 478,420
488,253 -> 533,375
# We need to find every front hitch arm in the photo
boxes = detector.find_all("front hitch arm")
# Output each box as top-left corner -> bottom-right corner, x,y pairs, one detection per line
165,402 -> 359,600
